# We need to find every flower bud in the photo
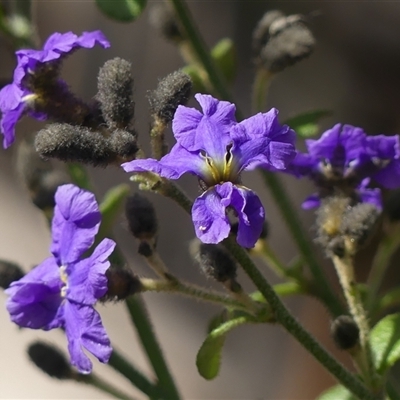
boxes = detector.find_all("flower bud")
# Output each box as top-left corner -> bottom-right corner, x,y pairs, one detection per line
27,341 -> 72,379
331,315 -> 359,350
96,58 -> 135,129
253,10 -> 315,73
125,193 -> 158,240
35,123 -> 137,166
148,70 -> 192,124
103,266 -> 142,301
0,259 -> 24,289
190,240 -> 237,283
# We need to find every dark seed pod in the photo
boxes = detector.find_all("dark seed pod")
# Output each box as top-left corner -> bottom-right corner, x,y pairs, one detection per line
125,193 -> 158,240
331,315 -> 359,350
27,341 -> 72,379
0,259 -> 24,289
190,240 -> 237,283
103,266 -> 142,301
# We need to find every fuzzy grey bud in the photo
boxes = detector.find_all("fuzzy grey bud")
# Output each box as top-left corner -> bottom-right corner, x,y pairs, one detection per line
35,123 -> 137,166
96,58 -> 135,129
27,342 -> 72,379
253,10 -> 315,73
331,316 -> 359,350
149,70 -> 192,123
0,260 -> 24,289
190,240 -> 237,283
125,193 -> 158,240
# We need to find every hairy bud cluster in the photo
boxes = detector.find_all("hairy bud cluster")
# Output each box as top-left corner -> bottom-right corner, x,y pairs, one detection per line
27,341 -> 72,379
149,70 -> 192,124
316,196 -> 380,257
32,57 -> 138,166
0,259 -> 24,289
190,240 -> 237,283
253,10 -> 315,73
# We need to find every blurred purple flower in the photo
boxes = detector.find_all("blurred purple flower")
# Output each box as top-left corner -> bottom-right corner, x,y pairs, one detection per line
6,184 -> 115,373
290,123 -> 400,209
123,94 -> 296,247
0,31 -> 110,148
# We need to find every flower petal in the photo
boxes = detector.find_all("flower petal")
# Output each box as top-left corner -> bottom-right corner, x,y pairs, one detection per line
373,160 -> 400,189
122,144 -> 205,180
64,302 -> 111,374
67,238 -> 116,305
172,94 -> 236,152
301,194 -> 321,209
216,183 -> 265,248
51,184 -> 101,265
192,189 -> 231,244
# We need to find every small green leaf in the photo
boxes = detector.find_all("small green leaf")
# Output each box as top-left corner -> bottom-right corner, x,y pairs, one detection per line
196,330 -> 226,380
370,313 -> 400,374
197,316 -> 249,380
285,110 -> 331,138
95,0 -> 146,22
318,384 -> 356,400
211,38 -> 236,85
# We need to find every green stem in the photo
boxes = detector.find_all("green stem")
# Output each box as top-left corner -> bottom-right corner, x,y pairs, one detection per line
108,349 -> 162,399
372,287 -> 400,319
160,178 -> 375,398
260,170 -> 344,317
251,281 -> 306,302
251,68 -> 274,113
140,277 -> 260,313
125,296 -> 181,400
168,0 -> 240,118
332,255 -> 377,389
77,373 -> 137,400
223,237 -> 377,400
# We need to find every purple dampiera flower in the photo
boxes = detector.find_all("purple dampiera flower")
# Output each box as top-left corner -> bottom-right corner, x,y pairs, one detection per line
0,30 -> 110,148
122,94 -> 296,247
289,123 -> 400,209
6,184 -> 115,373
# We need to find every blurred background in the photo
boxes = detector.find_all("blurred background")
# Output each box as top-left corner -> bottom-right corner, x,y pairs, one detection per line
1,1 -> 400,398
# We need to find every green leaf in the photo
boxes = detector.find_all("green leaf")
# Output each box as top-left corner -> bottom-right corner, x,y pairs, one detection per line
196,329 -> 226,380
211,38 -> 236,85
370,313 -> 400,374
197,316 -> 249,380
318,384 -> 356,400
285,110 -> 332,138
95,0 -> 146,22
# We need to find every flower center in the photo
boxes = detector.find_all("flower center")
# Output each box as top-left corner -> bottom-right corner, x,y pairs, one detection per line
201,143 -> 240,187
59,265 -> 68,298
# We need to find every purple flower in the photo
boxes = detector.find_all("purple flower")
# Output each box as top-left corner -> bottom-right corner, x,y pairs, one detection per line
0,30 -> 110,148
122,94 -> 296,247
290,123 -> 400,209
6,184 -> 115,373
